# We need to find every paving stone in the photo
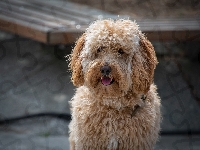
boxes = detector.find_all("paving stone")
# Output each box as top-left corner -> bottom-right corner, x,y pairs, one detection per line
0,132 -> 70,150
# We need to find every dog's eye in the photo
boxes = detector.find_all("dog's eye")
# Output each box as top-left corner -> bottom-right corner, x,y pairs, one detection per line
118,48 -> 124,54
97,47 -> 103,53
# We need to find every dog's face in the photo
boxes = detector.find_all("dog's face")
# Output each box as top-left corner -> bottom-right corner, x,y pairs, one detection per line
70,19 -> 157,97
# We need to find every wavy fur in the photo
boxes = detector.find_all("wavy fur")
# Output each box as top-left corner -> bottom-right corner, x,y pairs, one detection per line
69,19 -> 161,150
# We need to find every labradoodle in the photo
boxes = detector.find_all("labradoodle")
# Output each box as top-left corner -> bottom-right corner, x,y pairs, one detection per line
68,19 -> 161,150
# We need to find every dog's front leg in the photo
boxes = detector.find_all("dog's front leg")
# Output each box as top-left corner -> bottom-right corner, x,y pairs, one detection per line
69,134 -> 75,150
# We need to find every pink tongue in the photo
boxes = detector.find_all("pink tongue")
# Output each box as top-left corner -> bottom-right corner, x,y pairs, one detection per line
101,77 -> 112,86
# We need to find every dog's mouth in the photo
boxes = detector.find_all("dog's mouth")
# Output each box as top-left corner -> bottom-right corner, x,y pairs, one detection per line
101,76 -> 114,86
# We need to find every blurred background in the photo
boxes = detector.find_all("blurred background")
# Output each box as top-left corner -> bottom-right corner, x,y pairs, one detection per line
0,0 -> 200,149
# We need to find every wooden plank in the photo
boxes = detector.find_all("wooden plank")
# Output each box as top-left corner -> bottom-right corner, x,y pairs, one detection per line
3,0 -> 79,26
137,18 -> 200,41
30,0 -> 95,18
0,0 -> 87,44
8,0 -> 92,24
0,0 -> 83,26
145,30 -> 200,41
0,15 -> 51,43
139,24 -> 200,32
0,3 -> 66,30
0,0 -> 90,33
48,30 -> 82,44
32,0 -> 119,20
48,27 -> 200,44
138,19 -> 200,31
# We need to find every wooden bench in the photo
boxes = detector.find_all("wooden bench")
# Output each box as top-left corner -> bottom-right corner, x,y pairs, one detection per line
0,0 -> 200,45
138,18 -> 200,42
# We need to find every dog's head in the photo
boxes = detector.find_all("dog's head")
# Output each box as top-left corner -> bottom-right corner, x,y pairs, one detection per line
70,19 -> 158,97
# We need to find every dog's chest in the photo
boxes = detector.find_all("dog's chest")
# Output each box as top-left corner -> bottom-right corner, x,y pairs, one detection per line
79,107 -> 153,149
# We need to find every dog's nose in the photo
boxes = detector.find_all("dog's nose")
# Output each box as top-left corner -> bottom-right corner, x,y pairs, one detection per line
101,65 -> 111,76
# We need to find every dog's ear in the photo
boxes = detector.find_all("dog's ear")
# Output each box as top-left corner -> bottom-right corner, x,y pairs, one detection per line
70,34 -> 85,86
132,35 -> 158,94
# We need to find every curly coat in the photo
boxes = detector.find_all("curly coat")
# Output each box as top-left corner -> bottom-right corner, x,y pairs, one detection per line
69,19 -> 161,150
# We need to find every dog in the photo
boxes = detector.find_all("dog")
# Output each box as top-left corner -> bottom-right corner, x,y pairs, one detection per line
68,19 -> 161,150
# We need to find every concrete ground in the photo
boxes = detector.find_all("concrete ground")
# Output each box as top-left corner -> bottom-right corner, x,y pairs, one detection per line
0,31 -> 200,149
